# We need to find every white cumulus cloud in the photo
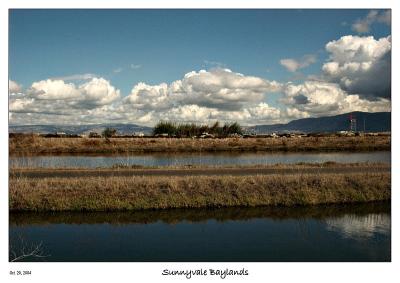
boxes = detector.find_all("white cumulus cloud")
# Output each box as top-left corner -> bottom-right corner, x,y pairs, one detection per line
78,77 -> 121,107
282,81 -> 390,117
9,80 -> 22,94
280,54 -> 317,72
9,77 -> 121,122
9,98 -> 35,113
125,82 -> 170,110
322,35 -> 391,99
28,79 -> 81,100
9,62 -> 391,127
352,10 -> 391,34
25,77 -> 120,107
125,68 -> 282,112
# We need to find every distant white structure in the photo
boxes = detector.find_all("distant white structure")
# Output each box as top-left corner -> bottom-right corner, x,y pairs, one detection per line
155,133 -> 169,137
200,132 -> 214,138
337,131 -> 355,136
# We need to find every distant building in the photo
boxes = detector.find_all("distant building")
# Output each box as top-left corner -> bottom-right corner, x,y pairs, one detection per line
199,132 -> 214,139
337,131 -> 355,137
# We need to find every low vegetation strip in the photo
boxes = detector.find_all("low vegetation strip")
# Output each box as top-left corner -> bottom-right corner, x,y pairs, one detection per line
9,164 -> 391,178
9,135 -> 390,154
9,172 -> 390,211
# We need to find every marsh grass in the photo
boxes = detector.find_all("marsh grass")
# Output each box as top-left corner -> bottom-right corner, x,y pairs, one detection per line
9,172 -> 390,211
9,135 -> 390,155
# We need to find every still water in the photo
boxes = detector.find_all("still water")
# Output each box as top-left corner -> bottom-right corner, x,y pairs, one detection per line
9,203 -> 390,261
9,151 -> 391,168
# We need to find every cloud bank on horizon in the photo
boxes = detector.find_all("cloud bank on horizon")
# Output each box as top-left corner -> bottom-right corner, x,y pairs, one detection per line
9,10 -> 391,126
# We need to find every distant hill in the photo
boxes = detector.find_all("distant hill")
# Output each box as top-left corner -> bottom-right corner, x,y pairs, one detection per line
9,112 -> 391,135
247,112 -> 391,134
8,123 -> 153,135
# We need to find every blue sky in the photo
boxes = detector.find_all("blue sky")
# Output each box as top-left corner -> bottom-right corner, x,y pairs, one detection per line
9,9 -> 391,126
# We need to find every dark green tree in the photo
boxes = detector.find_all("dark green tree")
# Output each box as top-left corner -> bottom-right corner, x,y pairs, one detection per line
227,122 -> 243,135
153,121 -> 177,136
102,127 -> 117,138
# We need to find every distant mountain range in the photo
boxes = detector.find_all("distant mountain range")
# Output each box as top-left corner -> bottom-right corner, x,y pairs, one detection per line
8,123 -> 153,135
9,111 -> 391,135
247,112 -> 391,134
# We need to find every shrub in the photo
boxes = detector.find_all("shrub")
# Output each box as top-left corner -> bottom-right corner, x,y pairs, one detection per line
102,128 -> 117,138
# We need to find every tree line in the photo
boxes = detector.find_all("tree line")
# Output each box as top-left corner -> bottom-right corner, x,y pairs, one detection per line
153,121 -> 243,137
100,121 -> 243,138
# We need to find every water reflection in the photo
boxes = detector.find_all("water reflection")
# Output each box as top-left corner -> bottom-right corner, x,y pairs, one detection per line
325,214 -> 390,239
9,203 -> 390,262
9,151 -> 391,168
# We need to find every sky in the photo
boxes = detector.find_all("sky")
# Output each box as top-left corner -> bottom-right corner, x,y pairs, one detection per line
8,9 -> 392,126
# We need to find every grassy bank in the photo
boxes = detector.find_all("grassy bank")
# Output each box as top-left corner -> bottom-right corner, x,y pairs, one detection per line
9,135 -> 390,154
10,172 -> 390,211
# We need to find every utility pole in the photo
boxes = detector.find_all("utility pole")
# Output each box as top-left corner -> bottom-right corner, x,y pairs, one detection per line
349,114 -> 357,132
363,117 -> 366,133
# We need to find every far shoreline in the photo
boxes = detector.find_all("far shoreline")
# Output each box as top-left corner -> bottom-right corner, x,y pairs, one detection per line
9,135 -> 391,155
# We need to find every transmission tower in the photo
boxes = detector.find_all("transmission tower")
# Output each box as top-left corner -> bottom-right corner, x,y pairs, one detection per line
349,114 -> 357,132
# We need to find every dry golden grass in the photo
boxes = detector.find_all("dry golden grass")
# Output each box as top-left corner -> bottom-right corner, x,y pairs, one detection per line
9,135 -> 390,154
9,172 -> 390,211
